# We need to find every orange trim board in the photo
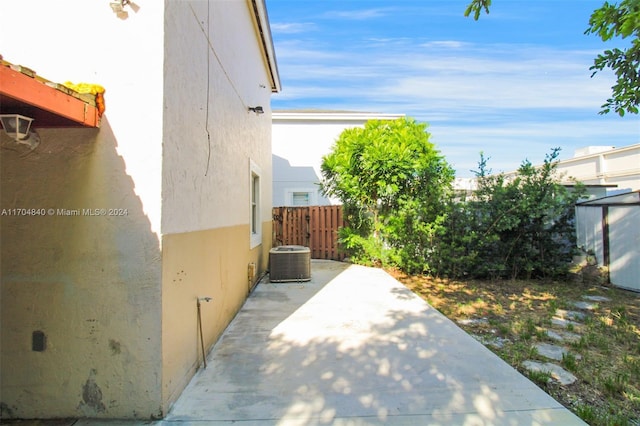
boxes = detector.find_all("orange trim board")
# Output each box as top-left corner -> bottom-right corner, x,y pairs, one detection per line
0,65 -> 100,128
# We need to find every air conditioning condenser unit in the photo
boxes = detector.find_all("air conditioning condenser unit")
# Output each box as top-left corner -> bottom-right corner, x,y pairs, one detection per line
269,245 -> 311,282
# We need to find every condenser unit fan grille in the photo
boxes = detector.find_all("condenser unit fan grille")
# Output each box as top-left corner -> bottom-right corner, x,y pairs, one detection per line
269,245 -> 311,282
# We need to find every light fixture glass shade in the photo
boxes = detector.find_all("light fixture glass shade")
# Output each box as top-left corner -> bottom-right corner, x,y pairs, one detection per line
0,114 -> 34,140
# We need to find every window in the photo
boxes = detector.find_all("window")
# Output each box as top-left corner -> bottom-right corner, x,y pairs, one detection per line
250,160 -> 261,248
292,192 -> 310,206
251,174 -> 259,233
286,188 -> 318,206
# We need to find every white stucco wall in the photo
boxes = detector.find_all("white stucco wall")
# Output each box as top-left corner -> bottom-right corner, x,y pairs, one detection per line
0,0 -> 164,237
272,112 -> 405,206
162,0 -> 274,234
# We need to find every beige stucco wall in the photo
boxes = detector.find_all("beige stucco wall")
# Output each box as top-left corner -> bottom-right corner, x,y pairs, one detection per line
0,127 -> 162,419
160,0 -> 275,413
557,144 -> 640,192
160,222 -> 270,409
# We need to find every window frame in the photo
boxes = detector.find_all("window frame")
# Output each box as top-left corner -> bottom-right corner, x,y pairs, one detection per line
250,160 -> 262,248
286,188 -> 318,207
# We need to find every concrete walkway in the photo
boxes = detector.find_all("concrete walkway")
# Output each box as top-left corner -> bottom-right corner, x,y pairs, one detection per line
160,260 -> 585,425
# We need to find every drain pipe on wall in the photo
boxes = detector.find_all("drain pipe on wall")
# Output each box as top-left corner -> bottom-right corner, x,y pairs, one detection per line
197,296 -> 213,369
248,262 -> 268,294
248,262 -> 256,293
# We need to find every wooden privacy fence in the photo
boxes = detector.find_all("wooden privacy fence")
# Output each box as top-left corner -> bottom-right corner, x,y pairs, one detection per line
272,205 -> 345,260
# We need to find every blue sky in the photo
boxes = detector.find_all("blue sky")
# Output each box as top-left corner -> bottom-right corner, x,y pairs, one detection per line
267,0 -> 640,178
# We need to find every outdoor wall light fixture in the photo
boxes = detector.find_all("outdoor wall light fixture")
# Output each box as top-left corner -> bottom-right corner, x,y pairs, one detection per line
110,0 -> 139,19
0,114 -> 34,141
0,114 -> 40,149
248,106 -> 264,115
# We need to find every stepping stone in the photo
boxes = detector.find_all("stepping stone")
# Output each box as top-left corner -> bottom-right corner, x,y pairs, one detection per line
551,317 -> 583,330
583,295 -> 610,302
572,301 -> 598,311
547,329 -> 581,344
471,334 -> 510,349
458,318 -> 489,326
535,343 -> 581,362
522,360 -> 578,385
554,309 -> 587,321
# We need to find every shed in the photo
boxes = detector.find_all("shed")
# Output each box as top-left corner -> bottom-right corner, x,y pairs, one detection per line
575,191 -> 640,291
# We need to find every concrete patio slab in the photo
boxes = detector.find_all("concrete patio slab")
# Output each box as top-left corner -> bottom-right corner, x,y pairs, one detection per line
160,260 -> 585,425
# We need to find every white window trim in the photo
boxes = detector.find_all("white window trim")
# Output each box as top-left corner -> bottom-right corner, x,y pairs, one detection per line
250,159 -> 262,249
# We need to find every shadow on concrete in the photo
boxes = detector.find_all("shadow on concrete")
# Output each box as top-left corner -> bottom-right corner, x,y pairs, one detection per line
164,261 -> 584,425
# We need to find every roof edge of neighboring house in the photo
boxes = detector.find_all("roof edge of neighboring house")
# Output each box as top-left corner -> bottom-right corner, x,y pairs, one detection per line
249,0 -> 281,93
273,110 -> 406,121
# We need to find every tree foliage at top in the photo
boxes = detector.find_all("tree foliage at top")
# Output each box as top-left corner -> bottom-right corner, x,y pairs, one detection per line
465,0 -> 640,116
585,0 -> 640,115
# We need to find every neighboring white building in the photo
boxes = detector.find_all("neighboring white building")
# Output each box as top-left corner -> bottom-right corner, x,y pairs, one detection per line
502,144 -> 640,197
1,0 -> 279,419
272,110 -> 405,206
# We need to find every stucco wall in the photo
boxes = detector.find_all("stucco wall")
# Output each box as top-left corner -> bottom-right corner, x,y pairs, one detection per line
1,0 -> 277,418
272,112 -> 404,206
0,0 -> 165,419
160,222 -> 270,408
162,0 -> 273,234
272,155 -> 331,207
0,0 -> 165,236
0,127 -> 162,419
160,0 -> 275,412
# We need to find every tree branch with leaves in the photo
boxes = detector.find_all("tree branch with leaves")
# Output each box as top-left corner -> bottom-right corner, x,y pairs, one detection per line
465,0 -> 640,116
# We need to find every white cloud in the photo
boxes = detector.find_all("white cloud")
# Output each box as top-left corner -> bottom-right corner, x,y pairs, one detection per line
322,8 -> 391,20
270,22 -> 316,34
272,37 -> 639,176
420,40 -> 469,49
274,40 -> 615,111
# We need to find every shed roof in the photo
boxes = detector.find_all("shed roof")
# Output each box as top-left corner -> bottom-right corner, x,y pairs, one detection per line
577,190 -> 640,206
0,59 -> 101,128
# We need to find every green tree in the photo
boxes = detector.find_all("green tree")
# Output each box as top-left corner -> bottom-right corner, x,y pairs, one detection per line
321,117 -> 454,270
464,0 -> 640,116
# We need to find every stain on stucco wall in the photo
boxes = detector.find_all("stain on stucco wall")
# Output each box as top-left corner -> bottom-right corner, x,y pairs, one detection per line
78,369 -> 106,415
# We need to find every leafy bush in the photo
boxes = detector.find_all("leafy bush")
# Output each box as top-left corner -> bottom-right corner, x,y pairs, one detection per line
322,117 -> 583,279
432,148 -> 585,280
